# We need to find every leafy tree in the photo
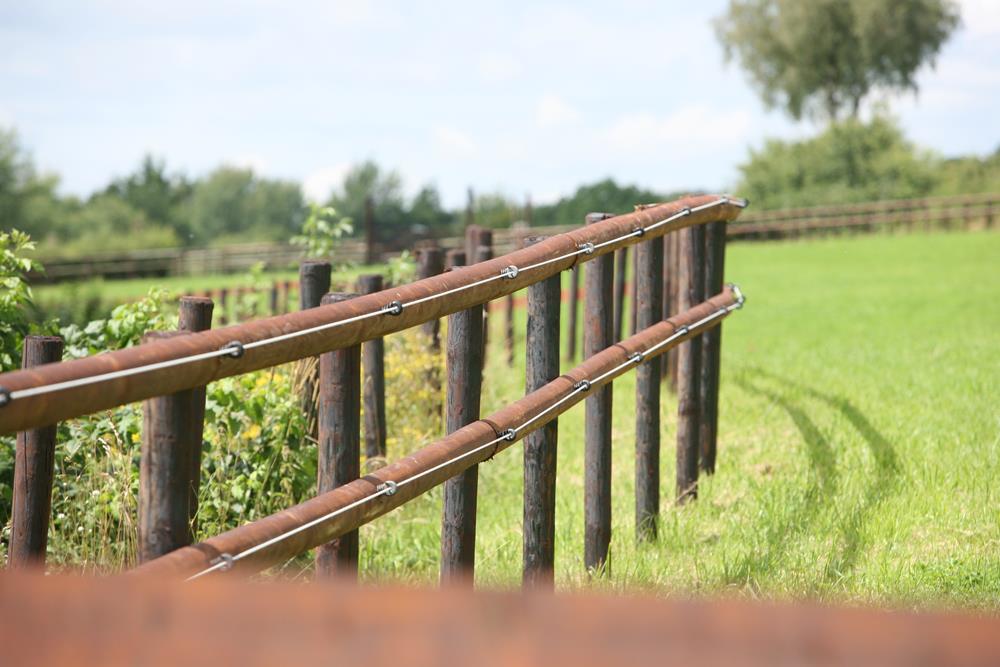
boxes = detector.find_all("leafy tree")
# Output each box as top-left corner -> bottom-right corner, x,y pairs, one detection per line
187,167 -> 306,244
533,179 -> 680,227
291,203 -> 353,258
408,184 -> 454,235
327,161 -> 407,242
0,128 -> 66,242
736,115 -> 938,210
0,229 -> 41,371
715,0 -> 960,121
104,155 -> 193,241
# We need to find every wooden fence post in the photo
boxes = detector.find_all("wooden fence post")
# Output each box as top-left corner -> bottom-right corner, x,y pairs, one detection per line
635,233 -> 663,540
269,281 -> 280,316
316,292 -> 362,578
282,280 -> 293,313
676,225 -> 705,503
364,196 -> 376,265
630,245 -> 638,337
441,252 -> 484,586
417,247 -> 445,350
668,232 -> 681,391
217,287 -> 229,326
139,330 -> 198,563
357,274 -> 387,465
612,246 -> 627,341
522,235 -> 560,589
661,233 -> 673,383
584,212 -> 614,573
699,221 -> 727,475
299,260 -> 332,439
566,264 -> 580,362
505,234 -> 522,367
464,225 -> 482,264
474,243 -> 493,368
178,296 -> 214,528
8,335 -> 63,568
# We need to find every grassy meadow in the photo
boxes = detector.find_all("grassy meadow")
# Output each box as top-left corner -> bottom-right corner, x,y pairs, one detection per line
355,229 -> 999,610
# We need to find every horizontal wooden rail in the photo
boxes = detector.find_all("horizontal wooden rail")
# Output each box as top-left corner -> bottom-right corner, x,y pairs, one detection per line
133,286 -> 740,579
0,194 -> 743,435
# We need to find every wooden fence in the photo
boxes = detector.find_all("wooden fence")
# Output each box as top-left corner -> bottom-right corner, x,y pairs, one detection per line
2,194 -> 746,583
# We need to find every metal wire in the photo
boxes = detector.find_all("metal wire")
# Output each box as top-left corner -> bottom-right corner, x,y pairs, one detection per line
3,196 -> 746,406
184,287 -> 745,581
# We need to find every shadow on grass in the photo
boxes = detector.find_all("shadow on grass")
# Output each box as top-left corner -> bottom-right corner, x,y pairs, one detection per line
730,368 -> 900,589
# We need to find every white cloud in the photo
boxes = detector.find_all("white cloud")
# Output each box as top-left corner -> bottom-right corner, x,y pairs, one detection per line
303,164 -> 350,202
956,0 -> 1000,36
602,106 -> 752,156
535,94 -> 580,127
478,53 -> 521,82
433,126 -> 478,157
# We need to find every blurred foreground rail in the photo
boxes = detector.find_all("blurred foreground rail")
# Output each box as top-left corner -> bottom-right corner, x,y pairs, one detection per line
1,571 -> 998,667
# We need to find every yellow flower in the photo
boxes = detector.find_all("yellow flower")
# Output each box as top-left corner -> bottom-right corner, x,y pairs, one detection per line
131,432 -> 140,444
242,423 -> 262,440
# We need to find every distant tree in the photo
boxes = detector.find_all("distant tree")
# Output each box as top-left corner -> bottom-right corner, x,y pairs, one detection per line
470,192 -> 518,229
715,0 -> 960,121
188,167 -> 305,244
104,155 -> 192,239
0,127 -> 66,241
533,179 -> 679,228
327,161 -> 407,242
407,184 -> 454,235
736,115 -> 938,209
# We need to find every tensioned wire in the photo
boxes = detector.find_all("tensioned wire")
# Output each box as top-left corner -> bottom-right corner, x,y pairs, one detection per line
185,286 -> 745,581
2,197 -> 744,405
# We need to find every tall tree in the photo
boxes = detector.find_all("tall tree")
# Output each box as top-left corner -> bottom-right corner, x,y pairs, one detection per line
104,155 -> 192,240
328,161 -> 406,242
715,0 -> 960,121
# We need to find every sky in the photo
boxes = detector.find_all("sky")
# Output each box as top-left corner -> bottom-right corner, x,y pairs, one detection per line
2,0 -> 999,208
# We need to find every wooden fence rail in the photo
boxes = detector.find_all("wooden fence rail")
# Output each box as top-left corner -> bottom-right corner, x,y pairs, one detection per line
3,194 -> 744,586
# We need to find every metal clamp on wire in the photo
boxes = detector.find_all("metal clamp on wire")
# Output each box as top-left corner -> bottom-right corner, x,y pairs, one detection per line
501,428 -> 517,441
378,480 -> 398,496
632,226 -> 646,237
680,206 -> 692,216
629,352 -> 644,364
211,552 -> 235,572
221,341 -> 245,358
727,283 -> 746,309
383,300 -> 404,316
0,386 -> 10,408
573,379 -> 592,392
675,325 -> 690,337
578,242 -> 595,255
500,265 -> 519,280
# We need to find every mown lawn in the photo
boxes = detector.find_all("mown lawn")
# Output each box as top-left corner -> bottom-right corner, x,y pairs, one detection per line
358,229 -> 1000,610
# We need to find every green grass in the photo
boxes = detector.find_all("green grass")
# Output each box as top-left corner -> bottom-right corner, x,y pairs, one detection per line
354,229 -> 1000,610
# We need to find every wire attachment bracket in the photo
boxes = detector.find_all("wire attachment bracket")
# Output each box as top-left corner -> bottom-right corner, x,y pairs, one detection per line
629,351 -> 644,364
500,265 -> 519,280
221,341 -> 245,358
578,242 -> 595,255
0,386 -> 10,408
383,301 -> 404,316
573,379 -> 592,392
211,552 -> 235,572
378,480 -> 398,496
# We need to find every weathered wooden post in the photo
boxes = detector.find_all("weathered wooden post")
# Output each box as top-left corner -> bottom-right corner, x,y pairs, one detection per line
505,234 -> 522,367
464,225 -> 482,265
282,280 -> 293,313
8,336 -> 63,568
522,235 -> 560,589
584,212 -> 614,573
474,242 -> 493,368
668,232 -> 681,391
178,296 -> 214,527
217,287 -> 229,326
612,246 -> 628,342
357,274 -> 387,464
299,260 -> 332,439
630,245 -> 638,336
364,195 -> 376,265
417,247 -> 445,349
139,330 -> 198,563
699,221 -> 727,475
635,232 -> 663,540
661,233 -> 674,383
316,293 -> 362,578
566,264 -> 580,362
441,252 -> 484,586
676,225 -> 705,502
269,281 -> 280,316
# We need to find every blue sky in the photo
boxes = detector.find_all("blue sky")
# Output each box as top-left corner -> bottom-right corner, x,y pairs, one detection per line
2,0 -> 999,207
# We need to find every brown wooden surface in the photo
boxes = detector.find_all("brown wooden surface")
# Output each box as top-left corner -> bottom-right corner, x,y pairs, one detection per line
634,236 -> 662,540
441,248 -> 484,586
315,293 -> 362,578
8,336 -> 63,568
699,221 -> 726,474
583,212 -> 614,573
522,236 -> 560,589
177,296 -> 214,527
676,226 -> 705,502
357,274 -> 388,461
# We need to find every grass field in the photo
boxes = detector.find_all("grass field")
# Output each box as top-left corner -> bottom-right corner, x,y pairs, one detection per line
350,229 -> 1000,610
